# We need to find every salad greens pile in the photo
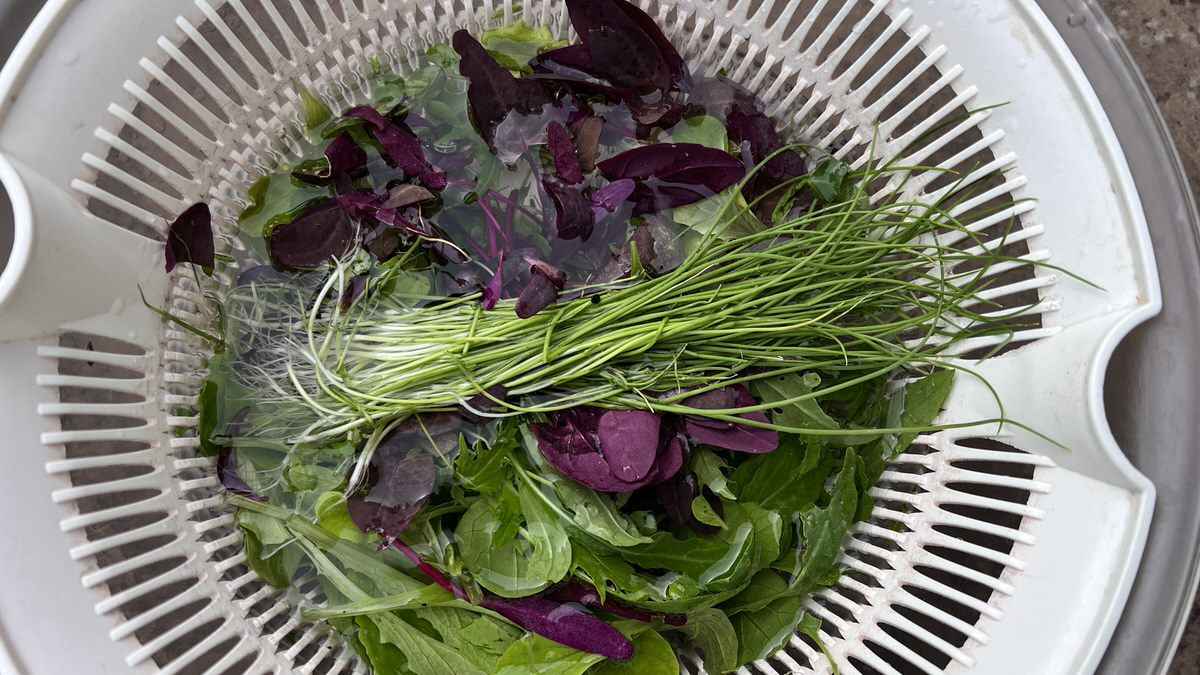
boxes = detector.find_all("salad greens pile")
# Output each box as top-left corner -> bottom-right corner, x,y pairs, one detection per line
154,1 -> 1027,673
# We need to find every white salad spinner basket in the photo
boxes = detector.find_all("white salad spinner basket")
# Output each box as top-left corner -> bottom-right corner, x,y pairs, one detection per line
0,1 -> 1162,674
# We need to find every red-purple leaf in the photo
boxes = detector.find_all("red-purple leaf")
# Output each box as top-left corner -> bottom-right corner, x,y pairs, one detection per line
345,107 -> 447,190
590,178 -> 636,222
348,423 -> 443,541
531,44 -> 596,78
336,191 -> 387,221
573,117 -> 605,172
597,411 -> 661,482
268,200 -> 355,270
347,497 -> 424,541
482,595 -> 634,661
597,143 -> 745,215
656,472 -> 721,536
565,0 -> 685,94
549,583 -> 687,626
543,179 -> 596,241
340,274 -> 369,312
218,447 -> 265,501
516,268 -> 562,319
682,385 -> 779,453
165,202 -> 215,274
384,184 -> 437,209
524,256 -> 567,287
325,133 -> 368,180
547,121 -> 584,185
453,30 -> 555,147
482,251 -> 505,311
534,408 -> 684,492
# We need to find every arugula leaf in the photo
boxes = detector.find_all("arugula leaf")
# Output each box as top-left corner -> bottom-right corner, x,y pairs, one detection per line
809,157 -> 851,203
678,608 -> 739,674
237,174 -> 330,239
480,21 -> 568,74
857,371 -> 955,520
553,479 -> 653,547
298,86 -> 333,133
619,502 -> 781,593
590,629 -> 679,675
787,450 -> 858,593
354,615 -> 411,674
721,569 -> 790,616
731,596 -> 808,666
297,535 -> 487,675
456,422 -> 518,494
238,512 -> 300,589
690,448 -> 736,500
313,492 -> 369,543
897,370 -> 955,452
572,543 -> 653,605
673,188 -> 760,238
691,496 -> 726,529
670,115 -> 728,150
753,373 -> 880,447
731,437 -> 833,516
455,615 -> 526,672
456,481 -> 572,598
754,372 -> 837,428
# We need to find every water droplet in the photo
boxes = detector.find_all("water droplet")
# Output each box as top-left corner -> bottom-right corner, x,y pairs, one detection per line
1067,14 -> 1087,27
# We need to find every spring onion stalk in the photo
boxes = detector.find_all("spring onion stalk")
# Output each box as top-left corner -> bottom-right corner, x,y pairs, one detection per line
226,163 -> 1057,445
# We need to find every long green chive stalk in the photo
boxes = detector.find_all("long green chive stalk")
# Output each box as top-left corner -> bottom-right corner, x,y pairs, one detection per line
227,163 -> 1052,445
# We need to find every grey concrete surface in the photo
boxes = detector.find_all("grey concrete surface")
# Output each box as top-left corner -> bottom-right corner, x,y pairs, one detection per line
1098,4 -> 1200,673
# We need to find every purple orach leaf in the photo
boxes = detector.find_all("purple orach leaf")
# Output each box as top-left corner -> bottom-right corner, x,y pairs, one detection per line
547,121 -> 584,185
549,583 -> 687,626
340,274 -> 369,312
565,0 -> 686,94
268,200 -> 356,270
165,202 -> 215,274
336,191 -> 387,221
348,497 -> 425,542
380,537 -> 633,660
217,448 -> 265,501
543,179 -> 596,241
597,411 -> 661,483
325,133 -> 368,181
682,385 -> 779,453
590,178 -> 636,222
236,264 -> 291,287
656,472 -> 720,536
530,44 -> 597,79
345,107 -> 447,191
524,256 -> 567,287
724,90 -> 806,184
516,267 -> 563,319
481,595 -> 634,661
385,184 -> 437,209
572,117 -> 605,173
348,425 -> 443,541
597,143 -> 746,215
482,251 -> 505,311
453,30 -> 554,147
363,222 -> 404,262
631,223 -> 658,272
492,104 -> 573,165
533,408 -> 684,492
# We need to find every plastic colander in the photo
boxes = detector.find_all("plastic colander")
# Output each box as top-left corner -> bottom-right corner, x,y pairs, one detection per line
0,1 -> 1162,674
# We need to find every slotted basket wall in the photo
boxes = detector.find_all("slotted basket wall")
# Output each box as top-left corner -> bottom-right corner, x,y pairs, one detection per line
0,1 -> 1159,675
